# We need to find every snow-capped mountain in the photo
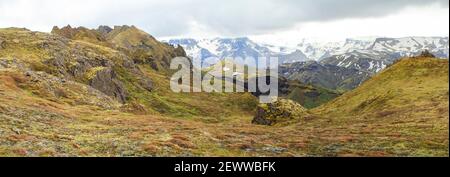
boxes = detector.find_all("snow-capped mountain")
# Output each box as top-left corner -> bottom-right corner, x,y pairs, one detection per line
368,37 -> 449,56
167,37 -> 311,65
168,37 -> 272,61
280,61 -> 372,91
319,51 -> 390,74
319,37 -> 449,74
168,36 -> 448,73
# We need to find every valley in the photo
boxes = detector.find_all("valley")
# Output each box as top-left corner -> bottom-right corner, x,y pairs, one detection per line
0,26 -> 448,157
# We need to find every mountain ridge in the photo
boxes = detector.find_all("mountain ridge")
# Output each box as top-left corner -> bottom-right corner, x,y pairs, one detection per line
168,36 -> 448,70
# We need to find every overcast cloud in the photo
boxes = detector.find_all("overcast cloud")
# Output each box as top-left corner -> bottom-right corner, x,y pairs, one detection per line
0,0 -> 448,43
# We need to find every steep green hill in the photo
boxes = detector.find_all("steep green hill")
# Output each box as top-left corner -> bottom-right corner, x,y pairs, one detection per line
306,57 -> 449,156
285,81 -> 340,109
314,57 -> 449,117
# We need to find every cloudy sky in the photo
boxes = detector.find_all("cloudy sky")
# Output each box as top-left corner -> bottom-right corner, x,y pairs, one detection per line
0,0 -> 448,45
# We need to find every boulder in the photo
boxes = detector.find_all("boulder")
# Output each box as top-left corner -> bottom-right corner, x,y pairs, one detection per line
252,99 -> 308,125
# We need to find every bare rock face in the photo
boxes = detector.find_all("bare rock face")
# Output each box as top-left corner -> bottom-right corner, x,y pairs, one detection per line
97,26 -> 113,36
252,99 -> 309,126
88,67 -> 128,103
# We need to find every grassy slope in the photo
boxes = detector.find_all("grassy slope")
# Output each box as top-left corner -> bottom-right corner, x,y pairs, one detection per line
286,82 -> 340,109
310,57 -> 449,156
314,57 -> 449,116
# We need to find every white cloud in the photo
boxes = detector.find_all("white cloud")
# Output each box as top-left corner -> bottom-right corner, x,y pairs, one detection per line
250,3 -> 450,46
0,0 -> 448,44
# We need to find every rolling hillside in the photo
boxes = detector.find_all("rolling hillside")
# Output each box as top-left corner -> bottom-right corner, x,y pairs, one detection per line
308,57 -> 449,156
314,57 -> 449,117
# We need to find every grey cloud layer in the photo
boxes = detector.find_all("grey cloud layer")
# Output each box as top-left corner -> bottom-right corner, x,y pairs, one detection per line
0,0 -> 448,36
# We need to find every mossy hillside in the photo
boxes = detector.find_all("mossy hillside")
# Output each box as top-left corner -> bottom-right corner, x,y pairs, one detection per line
51,25 -> 187,72
1,27 -> 257,119
313,57 -> 449,117
119,65 -> 258,120
105,25 -> 186,71
0,28 -> 125,78
0,28 -> 52,65
1,55 -> 448,157
285,81 -> 340,109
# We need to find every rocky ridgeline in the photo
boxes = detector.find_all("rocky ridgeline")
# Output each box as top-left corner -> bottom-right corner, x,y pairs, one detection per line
52,25 -> 186,70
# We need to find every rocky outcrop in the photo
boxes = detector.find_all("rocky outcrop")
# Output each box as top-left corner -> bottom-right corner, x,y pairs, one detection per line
252,99 -> 309,125
51,25 -> 107,44
51,25 -> 188,71
0,58 -> 120,109
87,67 -> 128,103
1,27 -> 158,105
97,25 -> 113,36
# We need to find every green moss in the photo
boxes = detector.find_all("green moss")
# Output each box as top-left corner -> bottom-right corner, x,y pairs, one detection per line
85,66 -> 107,80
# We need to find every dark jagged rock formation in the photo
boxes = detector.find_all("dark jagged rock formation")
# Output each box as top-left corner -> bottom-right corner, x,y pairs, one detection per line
419,50 -> 436,58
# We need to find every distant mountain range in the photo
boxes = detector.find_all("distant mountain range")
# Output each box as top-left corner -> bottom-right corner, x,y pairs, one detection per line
168,36 -> 448,65
168,36 -> 449,90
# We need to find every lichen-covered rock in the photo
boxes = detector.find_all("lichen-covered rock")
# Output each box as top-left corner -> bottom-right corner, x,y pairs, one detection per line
252,99 -> 308,125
